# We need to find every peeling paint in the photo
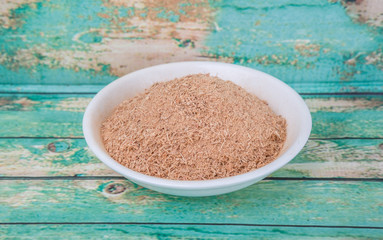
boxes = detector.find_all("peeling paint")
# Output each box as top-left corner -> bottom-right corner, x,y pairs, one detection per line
1,0 -> 383,88
342,0 -> 383,27
0,0 -> 40,29
0,97 -> 39,111
282,162 -> 383,178
305,97 -> 383,113
0,187 -> 44,207
204,0 -> 383,85
0,139 -> 110,176
294,43 -> 321,57
365,49 -> 383,69
0,0 -> 213,83
0,96 -> 90,112
2,137 -> 383,178
50,97 -> 91,112
0,46 -> 111,73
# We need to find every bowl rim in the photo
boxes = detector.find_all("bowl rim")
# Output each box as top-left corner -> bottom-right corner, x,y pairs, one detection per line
83,61 -> 312,190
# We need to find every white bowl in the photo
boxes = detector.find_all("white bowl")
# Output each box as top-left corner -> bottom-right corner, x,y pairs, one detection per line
83,61 -> 312,197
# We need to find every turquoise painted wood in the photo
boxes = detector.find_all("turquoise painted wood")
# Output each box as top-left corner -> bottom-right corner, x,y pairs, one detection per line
1,82 -> 382,94
0,94 -> 382,138
1,138 -> 382,178
1,179 -> 383,227
1,0 -> 383,238
0,0 -> 383,93
1,224 -> 382,239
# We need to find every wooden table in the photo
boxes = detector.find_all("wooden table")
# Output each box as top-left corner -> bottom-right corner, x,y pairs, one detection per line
1,0 -> 382,238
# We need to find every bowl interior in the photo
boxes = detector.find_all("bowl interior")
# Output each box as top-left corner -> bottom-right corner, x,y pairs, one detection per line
83,61 -> 311,187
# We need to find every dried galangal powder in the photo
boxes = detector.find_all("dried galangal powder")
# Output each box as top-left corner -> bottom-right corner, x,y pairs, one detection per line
101,74 -> 287,180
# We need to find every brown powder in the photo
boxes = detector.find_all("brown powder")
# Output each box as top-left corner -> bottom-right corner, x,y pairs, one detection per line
101,74 -> 287,180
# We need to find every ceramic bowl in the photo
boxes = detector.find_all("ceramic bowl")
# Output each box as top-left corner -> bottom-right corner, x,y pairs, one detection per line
83,61 -> 312,197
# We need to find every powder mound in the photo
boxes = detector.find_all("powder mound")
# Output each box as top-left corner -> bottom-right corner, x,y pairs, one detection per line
101,74 -> 287,180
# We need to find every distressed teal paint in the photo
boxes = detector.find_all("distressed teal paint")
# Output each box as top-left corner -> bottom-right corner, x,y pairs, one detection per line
0,2 -> 382,237
156,10 -> 180,22
1,0 -> 383,88
1,180 -> 383,227
34,65 -> 114,85
1,94 -> 382,138
51,148 -> 94,166
118,7 -> 135,18
179,9 -> 187,15
0,0 -> 177,52
0,0 -> 111,50
0,65 -> 115,85
179,2 -> 192,8
291,139 -> 383,164
79,32 -> 103,44
1,138 -> 382,178
0,0 -> 118,84
0,0 -> 129,84
2,81 -> 383,93
205,0 -> 383,85
1,224 -> 383,239
0,0 -> 206,85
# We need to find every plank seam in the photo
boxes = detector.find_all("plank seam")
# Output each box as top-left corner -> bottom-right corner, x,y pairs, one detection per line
0,176 -> 381,182
0,137 -> 382,140
0,92 -> 97,95
0,92 -> 382,95
300,92 -> 383,96
0,222 -> 382,229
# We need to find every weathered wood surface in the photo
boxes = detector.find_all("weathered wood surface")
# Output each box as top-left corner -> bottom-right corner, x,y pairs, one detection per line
1,138 -> 382,178
1,0 -> 383,93
1,82 -> 383,95
1,0 -> 383,238
1,94 -> 382,138
1,224 -> 382,239
0,179 -> 382,227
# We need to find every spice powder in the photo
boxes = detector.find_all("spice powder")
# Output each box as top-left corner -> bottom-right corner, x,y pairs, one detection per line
101,74 -> 287,180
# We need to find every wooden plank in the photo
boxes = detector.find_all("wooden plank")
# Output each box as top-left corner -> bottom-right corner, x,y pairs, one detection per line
273,138 -> 383,178
0,179 -> 382,226
305,95 -> 383,138
0,138 -> 111,177
0,94 -> 382,138
0,94 -> 86,138
205,1 -> 383,91
1,1 -> 383,93
0,0 -> 210,84
1,138 -> 382,178
0,85 -> 105,94
1,82 -> 383,94
0,224 -> 382,239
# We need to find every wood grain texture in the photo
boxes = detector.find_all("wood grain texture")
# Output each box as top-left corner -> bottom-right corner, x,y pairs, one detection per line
2,82 -> 383,94
0,0 -> 210,84
0,179 -> 382,226
0,224 -> 382,239
1,0 -> 382,238
1,138 -> 382,178
0,94 -> 382,138
205,1 -> 383,90
1,0 -> 382,93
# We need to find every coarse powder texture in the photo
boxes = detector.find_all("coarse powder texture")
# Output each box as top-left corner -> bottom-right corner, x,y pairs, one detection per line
101,74 -> 287,180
